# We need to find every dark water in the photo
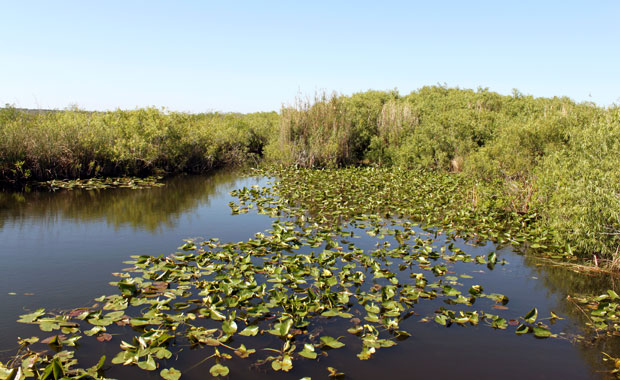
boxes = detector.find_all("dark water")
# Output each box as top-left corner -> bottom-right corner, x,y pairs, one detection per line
0,172 -> 618,379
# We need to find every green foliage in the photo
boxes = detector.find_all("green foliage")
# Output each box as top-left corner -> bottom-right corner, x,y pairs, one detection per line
345,90 -> 400,162
3,86 -> 619,261
276,93 -> 353,167
533,106 -> 620,259
274,87 -> 620,261
275,91 -> 399,167
0,107 -> 279,185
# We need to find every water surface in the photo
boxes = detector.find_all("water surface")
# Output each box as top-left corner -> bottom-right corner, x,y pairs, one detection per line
0,171 -> 617,379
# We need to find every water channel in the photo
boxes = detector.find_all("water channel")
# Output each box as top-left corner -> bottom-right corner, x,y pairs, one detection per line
0,171 -> 618,379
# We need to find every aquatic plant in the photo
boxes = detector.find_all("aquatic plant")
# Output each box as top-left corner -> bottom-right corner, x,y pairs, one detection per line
3,168 -> 593,379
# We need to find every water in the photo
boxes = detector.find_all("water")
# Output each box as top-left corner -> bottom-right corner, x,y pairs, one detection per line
0,172 -> 272,353
0,171 -> 617,379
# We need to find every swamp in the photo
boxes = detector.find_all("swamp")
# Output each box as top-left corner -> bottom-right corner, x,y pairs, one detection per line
1,88 -> 620,379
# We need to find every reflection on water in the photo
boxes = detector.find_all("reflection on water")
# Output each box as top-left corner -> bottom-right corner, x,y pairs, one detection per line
523,255 -> 617,295
522,255 -> 620,378
0,170 -> 273,358
0,171 -> 247,232
0,172 -> 618,378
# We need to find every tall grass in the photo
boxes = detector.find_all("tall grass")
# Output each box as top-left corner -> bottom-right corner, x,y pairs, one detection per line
268,90 -> 399,167
0,107 -> 278,185
273,93 -> 352,167
274,87 -> 620,261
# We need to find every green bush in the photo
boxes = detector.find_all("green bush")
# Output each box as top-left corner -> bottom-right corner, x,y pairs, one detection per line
274,87 -> 620,260
534,106 -> 620,259
0,107 -> 278,184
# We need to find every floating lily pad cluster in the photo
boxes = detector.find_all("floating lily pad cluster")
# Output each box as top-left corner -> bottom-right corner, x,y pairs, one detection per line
232,168 -> 562,256
565,291 -> 620,378
568,290 -> 620,334
38,176 -> 164,191
0,167 -> 605,379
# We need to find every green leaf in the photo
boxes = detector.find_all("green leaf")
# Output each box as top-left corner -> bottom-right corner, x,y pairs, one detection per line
468,285 -> 483,295
533,327 -> 551,338
84,326 -> 105,336
320,336 -> 345,349
17,309 -> 45,323
279,319 -> 293,337
365,303 -> 380,314
59,335 -> 78,347
39,321 -> 60,332
0,368 -> 17,380
94,355 -> 106,371
50,359 -> 63,380
153,348 -> 172,360
357,346 -> 376,360
222,320 -> 237,335
327,366 -> 345,378
377,339 -> 396,347
515,324 -> 529,335
160,367 -> 182,380
210,310 -> 226,321
299,344 -> 317,359
209,364 -> 229,377
322,309 -> 354,319
40,363 -> 53,380
17,336 -> 39,346
487,252 -> 497,264
239,325 -> 259,336
111,352 -> 129,365
234,344 -> 255,358
550,311 -> 563,320
442,286 -> 461,297
523,308 -> 538,324
272,355 -> 293,372
434,314 -> 448,326
137,355 -> 157,371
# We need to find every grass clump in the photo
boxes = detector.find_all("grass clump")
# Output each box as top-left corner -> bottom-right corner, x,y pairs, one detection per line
269,91 -> 399,167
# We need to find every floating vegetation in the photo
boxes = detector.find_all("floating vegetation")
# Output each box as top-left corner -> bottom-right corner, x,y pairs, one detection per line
233,167 -> 564,257
1,168 -> 617,379
38,176 -> 165,191
568,290 -> 620,335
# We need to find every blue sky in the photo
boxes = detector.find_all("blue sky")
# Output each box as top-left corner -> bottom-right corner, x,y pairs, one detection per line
1,1 -> 618,112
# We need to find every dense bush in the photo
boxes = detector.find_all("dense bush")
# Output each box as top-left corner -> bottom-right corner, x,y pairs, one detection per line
0,107 -> 278,184
275,87 -> 620,262
534,106 -> 620,259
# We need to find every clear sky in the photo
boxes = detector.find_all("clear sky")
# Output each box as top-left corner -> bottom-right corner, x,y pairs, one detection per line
1,1 -> 618,113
